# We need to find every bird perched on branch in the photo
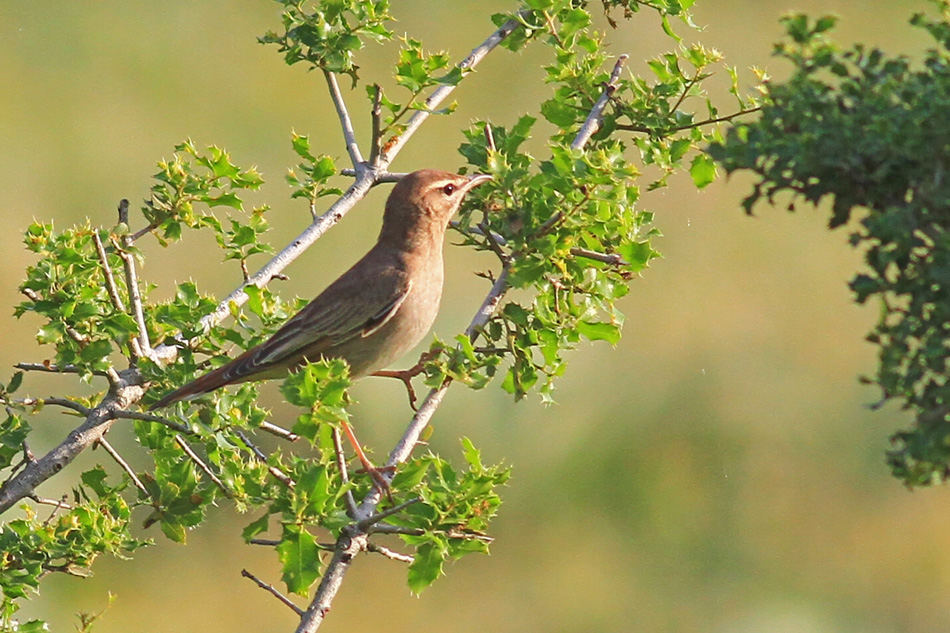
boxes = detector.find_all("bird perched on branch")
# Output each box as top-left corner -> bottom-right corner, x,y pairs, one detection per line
151,169 -> 491,410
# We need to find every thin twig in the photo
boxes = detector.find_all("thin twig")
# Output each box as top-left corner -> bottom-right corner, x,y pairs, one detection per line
174,435 -> 232,498
20,287 -> 41,302
129,221 -> 161,243
569,247 -> 629,266
236,431 -> 296,489
15,397 -> 91,416
339,169 -> 407,182
356,496 -> 421,530
366,542 -> 414,564
113,200 -> 151,361
242,569 -> 304,616
323,70 -> 364,168
92,230 -> 127,313
378,10 -> 528,166
111,409 -> 193,434
14,363 -> 110,377
369,84 -> 383,166
484,122 -> 496,152
96,437 -> 149,496
449,220 -> 508,246
332,428 -> 359,518
41,495 -> 70,526
28,495 -> 73,511
571,54 -> 628,151
370,523 -> 494,544
259,421 -> 300,442
615,106 -> 763,134
248,538 -> 281,547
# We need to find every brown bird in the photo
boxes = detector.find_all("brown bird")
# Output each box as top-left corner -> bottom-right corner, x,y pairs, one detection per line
151,169 -> 491,410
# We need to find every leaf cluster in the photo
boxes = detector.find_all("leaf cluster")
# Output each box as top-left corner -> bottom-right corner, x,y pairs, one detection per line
708,2 -> 950,487
0,0 -> 763,626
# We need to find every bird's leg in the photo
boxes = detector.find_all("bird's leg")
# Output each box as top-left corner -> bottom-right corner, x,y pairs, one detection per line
371,349 -> 439,410
339,419 -> 394,503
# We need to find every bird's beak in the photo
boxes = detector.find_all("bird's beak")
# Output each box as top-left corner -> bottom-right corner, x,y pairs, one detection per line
460,173 -> 493,194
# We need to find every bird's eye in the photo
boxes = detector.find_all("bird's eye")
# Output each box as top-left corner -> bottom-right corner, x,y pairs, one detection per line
442,183 -> 456,196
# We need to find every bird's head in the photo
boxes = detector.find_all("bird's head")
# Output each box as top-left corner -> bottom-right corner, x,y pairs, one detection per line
379,169 -> 492,251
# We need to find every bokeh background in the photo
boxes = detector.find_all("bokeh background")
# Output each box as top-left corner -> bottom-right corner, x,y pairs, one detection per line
2,2 -> 949,632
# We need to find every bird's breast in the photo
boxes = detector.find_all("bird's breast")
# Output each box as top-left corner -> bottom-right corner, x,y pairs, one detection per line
334,255 -> 443,377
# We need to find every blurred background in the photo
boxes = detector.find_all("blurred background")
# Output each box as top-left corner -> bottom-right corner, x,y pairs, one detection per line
2,2 -> 948,632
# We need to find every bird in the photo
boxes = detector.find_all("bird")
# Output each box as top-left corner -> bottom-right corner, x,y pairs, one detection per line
150,169 -> 491,410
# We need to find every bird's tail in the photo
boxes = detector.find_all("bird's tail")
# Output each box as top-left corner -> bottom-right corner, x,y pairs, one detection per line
149,364 -> 235,410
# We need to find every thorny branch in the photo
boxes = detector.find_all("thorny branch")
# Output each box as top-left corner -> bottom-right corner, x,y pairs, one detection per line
243,569 -> 304,616
295,36 -> 627,632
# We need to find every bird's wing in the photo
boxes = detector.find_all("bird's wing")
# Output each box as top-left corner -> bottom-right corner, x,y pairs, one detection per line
247,267 -> 412,368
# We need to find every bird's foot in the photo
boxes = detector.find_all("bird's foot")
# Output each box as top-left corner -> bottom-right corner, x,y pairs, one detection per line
340,420 -> 395,503
372,349 -> 439,411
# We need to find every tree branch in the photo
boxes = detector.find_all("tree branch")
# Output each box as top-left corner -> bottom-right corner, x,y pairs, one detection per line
365,542 -> 414,564
13,397 -> 91,416
569,247 -> 629,267
323,70 -> 364,168
96,437 -> 149,497
571,54 -> 628,151
0,369 -> 145,515
92,230 -> 127,314
110,409 -> 193,435
113,200 -> 152,362
174,435 -> 232,498
377,10 -> 528,167
242,569 -> 304,616
237,431 -> 296,489
14,363 -> 109,378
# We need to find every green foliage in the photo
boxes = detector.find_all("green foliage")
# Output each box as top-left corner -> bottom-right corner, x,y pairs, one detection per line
0,0 -> 762,625
708,3 -> 950,486
286,133 -> 343,213
387,438 -> 510,593
259,0 -> 394,81
145,140 -> 264,246
366,37 -> 465,146
0,472 -> 146,629
436,1 -> 754,402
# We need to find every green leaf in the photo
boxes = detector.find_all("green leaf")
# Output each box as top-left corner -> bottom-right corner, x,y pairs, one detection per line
277,527 -> 321,596
576,320 -> 621,345
407,541 -> 445,593
8,371 -> 24,394
689,153 -> 716,188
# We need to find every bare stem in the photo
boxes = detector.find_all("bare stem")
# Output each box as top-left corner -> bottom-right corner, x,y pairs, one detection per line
332,428 -> 359,518
237,431 -> 296,489
369,84 -> 383,166
113,200 -> 152,361
96,438 -> 149,496
377,10 -> 528,167
174,435 -> 232,498
92,231 -> 127,313
259,421 -> 300,442
569,247 -> 629,267
339,169 -> 406,182
14,363 -> 109,377
571,54 -> 628,151
242,569 -> 304,616
323,70 -> 364,168
111,409 -> 193,434
366,542 -> 414,564
15,397 -> 91,416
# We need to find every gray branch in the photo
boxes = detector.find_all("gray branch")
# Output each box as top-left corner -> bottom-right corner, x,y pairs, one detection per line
323,70 -> 364,168
0,369 -> 144,514
571,54 -> 628,151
